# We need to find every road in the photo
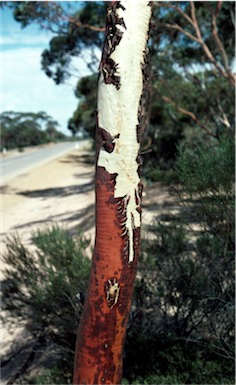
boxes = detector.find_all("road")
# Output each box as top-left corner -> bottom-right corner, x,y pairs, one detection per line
1,141 -> 88,184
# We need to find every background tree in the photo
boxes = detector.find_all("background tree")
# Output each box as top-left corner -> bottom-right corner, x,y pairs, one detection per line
12,0 -> 232,178
0,111 -> 65,151
4,1 -> 234,152
68,73 -> 98,137
1,1 -> 106,82
144,0 -> 235,176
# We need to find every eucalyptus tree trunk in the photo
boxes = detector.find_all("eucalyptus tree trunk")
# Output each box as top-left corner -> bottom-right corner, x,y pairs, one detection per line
73,2 -> 152,384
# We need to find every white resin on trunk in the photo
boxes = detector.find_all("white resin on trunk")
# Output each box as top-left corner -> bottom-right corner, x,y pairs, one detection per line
97,1 -> 151,262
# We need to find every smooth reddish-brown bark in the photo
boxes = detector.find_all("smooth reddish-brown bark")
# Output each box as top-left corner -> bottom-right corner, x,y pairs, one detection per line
73,167 -> 141,383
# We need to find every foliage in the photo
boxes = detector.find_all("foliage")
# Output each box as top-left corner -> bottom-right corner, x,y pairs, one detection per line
1,226 -> 91,381
3,2 -> 234,159
68,73 -> 98,137
123,133 -> 235,383
40,1 -> 106,83
0,111 -> 65,150
58,1 -> 235,168
2,1 -> 106,83
123,355 -> 234,384
144,1 -> 235,174
30,366 -> 67,384
175,131 -> 234,195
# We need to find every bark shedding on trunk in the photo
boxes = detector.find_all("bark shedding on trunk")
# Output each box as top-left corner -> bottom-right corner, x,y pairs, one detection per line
73,2 -> 152,384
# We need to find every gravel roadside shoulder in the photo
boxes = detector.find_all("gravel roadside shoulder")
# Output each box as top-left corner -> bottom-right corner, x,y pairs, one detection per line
1,145 -> 96,257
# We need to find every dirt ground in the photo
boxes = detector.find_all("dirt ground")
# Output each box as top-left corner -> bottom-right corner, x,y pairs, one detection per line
1,143 -> 173,254
1,143 -> 173,384
1,144 -> 96,258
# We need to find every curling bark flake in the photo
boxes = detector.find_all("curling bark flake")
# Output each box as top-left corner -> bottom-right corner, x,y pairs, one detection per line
73,2 -> 152,384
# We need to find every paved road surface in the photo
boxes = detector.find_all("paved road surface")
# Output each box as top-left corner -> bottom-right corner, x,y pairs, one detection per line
1,141 -> 88,184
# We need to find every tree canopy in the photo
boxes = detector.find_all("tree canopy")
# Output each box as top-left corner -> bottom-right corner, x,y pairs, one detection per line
3,1 -> 234,165
1,111 -> 65,150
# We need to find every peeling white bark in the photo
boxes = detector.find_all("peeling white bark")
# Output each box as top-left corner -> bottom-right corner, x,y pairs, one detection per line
97,1 -> 151,262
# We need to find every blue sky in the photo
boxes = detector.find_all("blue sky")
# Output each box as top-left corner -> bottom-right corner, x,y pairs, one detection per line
1,4 -> 97,135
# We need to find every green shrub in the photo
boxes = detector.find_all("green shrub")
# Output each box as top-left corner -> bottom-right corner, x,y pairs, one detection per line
1,225 -> 91,380
176,133 -> 234,195
124,133 -> 235,384
31,366 -> 66,384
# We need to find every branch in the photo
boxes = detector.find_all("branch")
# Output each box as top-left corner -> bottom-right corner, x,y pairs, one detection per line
154,2 -> 195,27
216,98 -> 231,128
47,1 -> 105,33
190,1 -> 236,86
155,1 -> 236,87
211,2 -> 229,69
190,1 -> 216,64
17,1 -> 105,35
66,17 -> 105,32
161,95 -> 213,136
157,22 -> 199,43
